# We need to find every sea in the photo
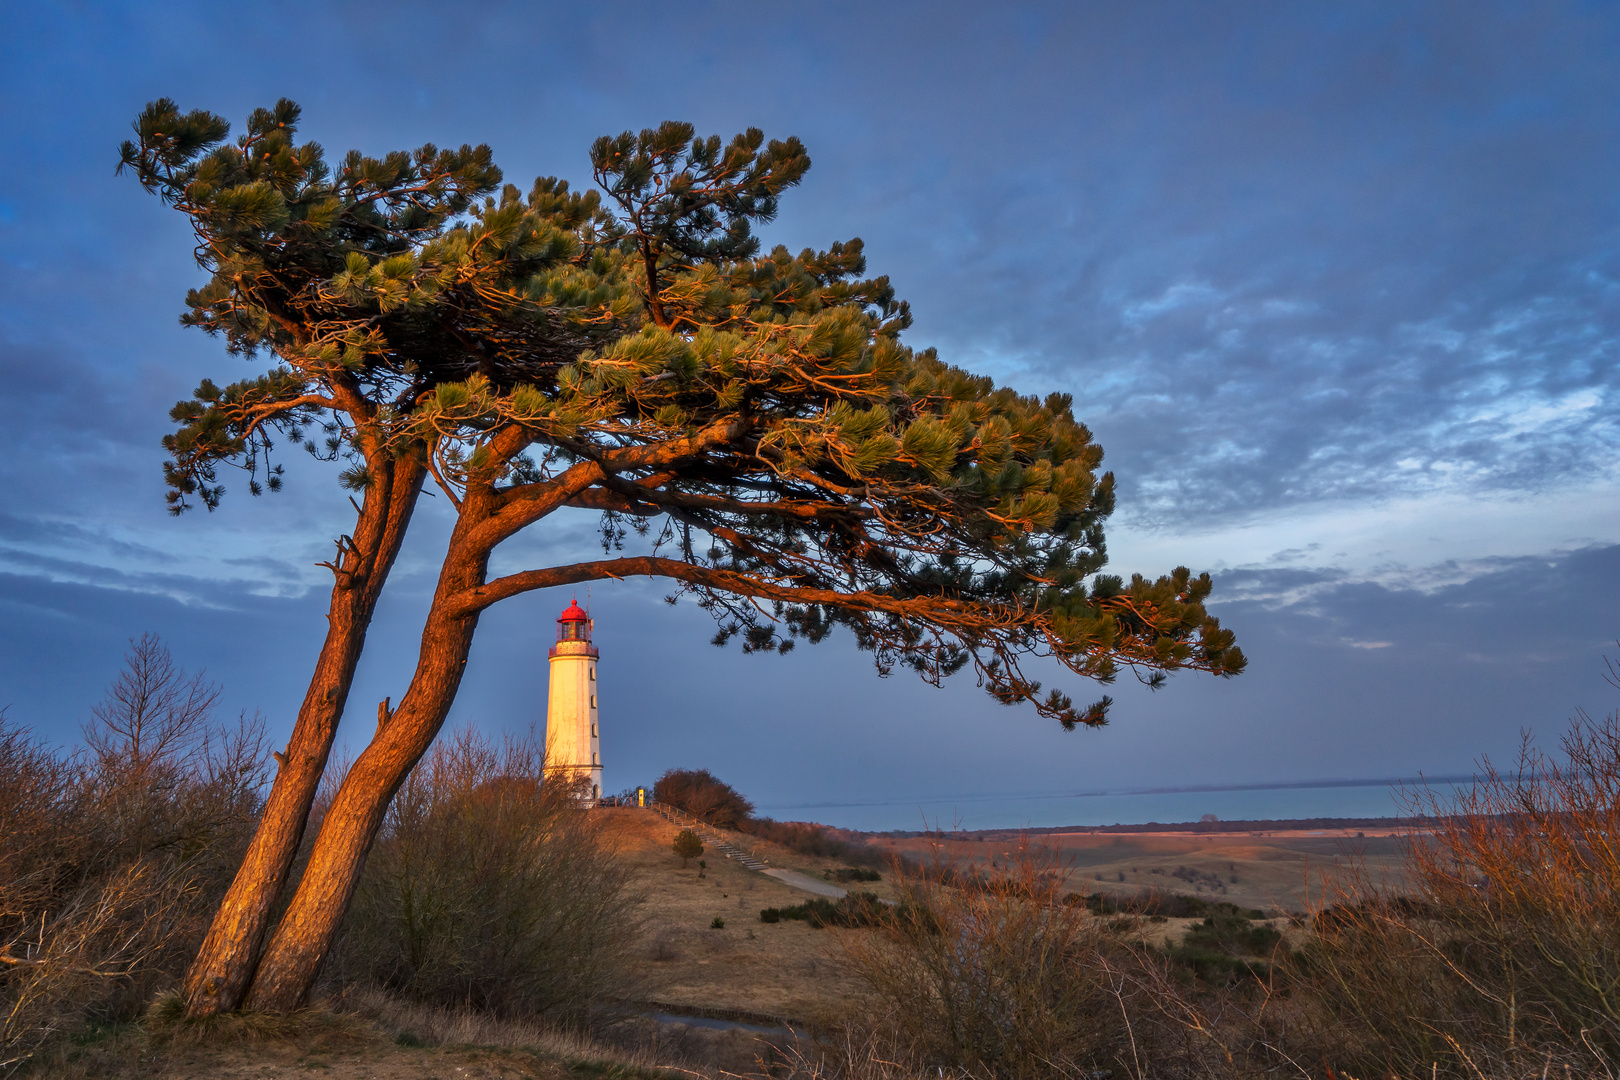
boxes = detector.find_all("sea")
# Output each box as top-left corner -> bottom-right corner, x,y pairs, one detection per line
751,778 -> 1478,833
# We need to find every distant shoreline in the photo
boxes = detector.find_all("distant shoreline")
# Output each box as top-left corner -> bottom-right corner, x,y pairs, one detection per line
864,815 -> 1426,839
758,774 -> 1477,815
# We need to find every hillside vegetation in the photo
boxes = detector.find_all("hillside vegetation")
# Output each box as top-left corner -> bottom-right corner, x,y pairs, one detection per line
7,643 -> 1620,1077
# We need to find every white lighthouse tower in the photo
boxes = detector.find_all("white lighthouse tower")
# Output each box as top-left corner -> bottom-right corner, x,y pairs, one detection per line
545,598 -> 602,803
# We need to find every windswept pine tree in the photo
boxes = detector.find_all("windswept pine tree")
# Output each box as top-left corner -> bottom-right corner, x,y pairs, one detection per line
123,101 -> 1244,1014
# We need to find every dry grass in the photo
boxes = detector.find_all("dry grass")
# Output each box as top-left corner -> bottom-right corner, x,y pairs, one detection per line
23,989 -> 655,1079
26,983 -> 813,1079
484,808 -> 1358,1079
340,984 -> 664,1067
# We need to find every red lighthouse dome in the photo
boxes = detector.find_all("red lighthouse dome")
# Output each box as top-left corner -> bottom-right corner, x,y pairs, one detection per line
553,597 -> 594,648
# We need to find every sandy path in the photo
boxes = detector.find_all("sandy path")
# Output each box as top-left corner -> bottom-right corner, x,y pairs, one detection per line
759,868 -> 847,898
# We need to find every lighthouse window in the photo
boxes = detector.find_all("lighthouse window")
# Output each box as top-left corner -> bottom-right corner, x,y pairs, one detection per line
591,695 -> 597,708
591,723 -> 597,737
589,668 -> 595,681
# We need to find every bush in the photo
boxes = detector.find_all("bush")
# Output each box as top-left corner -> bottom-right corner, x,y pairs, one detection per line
1069,888 -> 1267,920
833,866 -> 882,883
1167,912 -> 1285,985
672,829 -> 703,866
775,709 -> 1620,1079
333,726 -> 640,1024
0,635 -> 267,1070
652,769 -> 753,828
760,893 -> 890,930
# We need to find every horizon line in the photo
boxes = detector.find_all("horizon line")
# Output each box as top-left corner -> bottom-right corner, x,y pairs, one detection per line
754,774 -> 1481,813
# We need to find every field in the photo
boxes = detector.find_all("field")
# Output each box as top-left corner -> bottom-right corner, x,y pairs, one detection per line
16,809 -> 1452,1079
872,825 -> 1412,914
601,810 -> 1417,1024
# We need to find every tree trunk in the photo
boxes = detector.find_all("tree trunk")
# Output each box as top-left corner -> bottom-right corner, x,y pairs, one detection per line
241,532 -> 490,1012
182,457 -> 424,1017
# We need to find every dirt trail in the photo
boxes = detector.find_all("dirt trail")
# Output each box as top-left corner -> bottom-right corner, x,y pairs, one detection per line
759,867 -> 847,898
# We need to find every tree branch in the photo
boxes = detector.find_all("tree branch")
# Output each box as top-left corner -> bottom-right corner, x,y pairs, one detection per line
445,555 -> 980,622
477,417 -> 753,547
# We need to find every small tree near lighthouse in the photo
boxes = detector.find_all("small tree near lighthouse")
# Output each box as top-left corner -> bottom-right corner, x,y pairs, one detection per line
545,599 -> 602,802
673,829 -> 704,868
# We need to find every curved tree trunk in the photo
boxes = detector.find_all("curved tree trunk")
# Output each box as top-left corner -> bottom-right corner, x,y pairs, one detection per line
182,456 -> 424,1017
241,530 -> 489,1011
236,453 -> 659,1010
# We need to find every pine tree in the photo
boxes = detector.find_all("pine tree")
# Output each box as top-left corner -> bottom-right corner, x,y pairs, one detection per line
125,102 -> 1244,1014
673,829 -> 704,867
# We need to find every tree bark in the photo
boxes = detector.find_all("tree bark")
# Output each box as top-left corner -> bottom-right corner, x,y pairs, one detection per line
182,455 -> 424,1016
241,517 -> 489,1011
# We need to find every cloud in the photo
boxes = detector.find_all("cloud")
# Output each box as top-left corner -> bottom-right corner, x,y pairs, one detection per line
767,6 -> 1620,528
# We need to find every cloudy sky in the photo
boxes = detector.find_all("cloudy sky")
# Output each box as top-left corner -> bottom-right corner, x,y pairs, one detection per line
4,2 -> 1619,828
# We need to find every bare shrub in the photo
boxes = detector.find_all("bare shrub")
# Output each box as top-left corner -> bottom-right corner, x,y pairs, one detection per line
332,725 -> 641,1024
830,835 -> 1301,1080
1282,710 -> 1620,1077
841,836 -> 1155,1078
0,635 -> 267,1073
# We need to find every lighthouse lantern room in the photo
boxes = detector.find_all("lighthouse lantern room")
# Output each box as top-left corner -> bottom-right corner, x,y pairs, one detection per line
545,598 -> 602,803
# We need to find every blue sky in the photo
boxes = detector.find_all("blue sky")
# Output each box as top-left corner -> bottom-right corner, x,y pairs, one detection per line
3,2 -> 1619,827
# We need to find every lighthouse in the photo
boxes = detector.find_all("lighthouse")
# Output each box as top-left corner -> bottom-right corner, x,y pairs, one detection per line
545,598 -> 602,803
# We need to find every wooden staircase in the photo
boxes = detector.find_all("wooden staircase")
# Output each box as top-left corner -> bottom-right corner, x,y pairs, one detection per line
644,800 -> 771,871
